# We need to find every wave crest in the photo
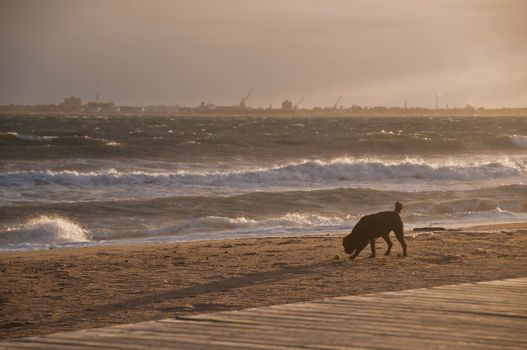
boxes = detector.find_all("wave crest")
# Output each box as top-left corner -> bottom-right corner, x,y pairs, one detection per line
0,132 -> 119,146
2,157 -> 525,189
126,213 -> 351,241
0,216 -> 91,245
1,132 -> 58,142
509,135 -> 527,147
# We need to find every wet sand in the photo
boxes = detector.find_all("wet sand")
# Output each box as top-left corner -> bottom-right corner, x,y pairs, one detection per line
1,223 -> 527,340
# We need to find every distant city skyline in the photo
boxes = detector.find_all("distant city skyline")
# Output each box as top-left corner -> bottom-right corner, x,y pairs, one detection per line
1,0 -> 526,108
2,93 -> 524,110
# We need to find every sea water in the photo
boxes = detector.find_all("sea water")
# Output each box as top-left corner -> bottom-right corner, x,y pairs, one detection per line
2,115 -> 527,251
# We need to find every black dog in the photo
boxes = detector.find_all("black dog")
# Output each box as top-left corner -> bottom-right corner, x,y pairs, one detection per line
343,202 -> 407,260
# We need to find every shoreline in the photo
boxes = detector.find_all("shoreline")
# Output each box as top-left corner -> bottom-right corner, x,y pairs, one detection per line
1,219 -> 525,255
1,221 -> 526,340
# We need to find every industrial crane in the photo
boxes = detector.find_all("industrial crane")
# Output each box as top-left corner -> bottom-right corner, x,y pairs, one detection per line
240,88 -> 253,108
333,96 -> 342,109
294,97 -> 304,110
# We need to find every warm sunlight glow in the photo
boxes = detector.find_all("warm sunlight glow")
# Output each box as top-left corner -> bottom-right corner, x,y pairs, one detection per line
1,0 -> 526,108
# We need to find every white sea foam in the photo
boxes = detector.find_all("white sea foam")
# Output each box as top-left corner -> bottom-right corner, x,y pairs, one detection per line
115,213 -> 353,240
1,131 -> 121,146
2,157 -> 525,189
410,207 -> 527,231
3,156 -> 527,205
3,207 -> 527,252
3,132 -> 58,142
136,209 -> 527,242
509,135 -> 527,147
105,141 -> 121,146
0,216 -> 91,246
85,208 -> 527,243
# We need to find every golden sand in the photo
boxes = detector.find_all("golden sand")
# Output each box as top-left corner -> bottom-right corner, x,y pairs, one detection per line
1,222 -> 526,340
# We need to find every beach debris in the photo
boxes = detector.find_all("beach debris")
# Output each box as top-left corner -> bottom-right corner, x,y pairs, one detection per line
475,247 -> 487,255
413,227 -> 447,232
413,227 -> 464,233
334,253 -> 342,261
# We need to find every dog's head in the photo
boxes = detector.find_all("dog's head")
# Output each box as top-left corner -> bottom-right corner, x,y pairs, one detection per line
342,234 -> 355,254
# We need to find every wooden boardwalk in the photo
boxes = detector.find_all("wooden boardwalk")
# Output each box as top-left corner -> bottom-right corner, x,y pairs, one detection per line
2,277 -> 526,349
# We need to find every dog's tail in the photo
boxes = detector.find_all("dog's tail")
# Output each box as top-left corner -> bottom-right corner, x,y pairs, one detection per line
395,201 -> 403,214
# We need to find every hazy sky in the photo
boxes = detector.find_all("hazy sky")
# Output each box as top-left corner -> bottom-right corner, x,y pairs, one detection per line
1,0 -> 526,108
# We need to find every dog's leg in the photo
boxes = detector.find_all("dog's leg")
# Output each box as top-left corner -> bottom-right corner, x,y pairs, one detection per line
395,231 -> 407,257
382,233 -> 393,256
368,239 -> 376,258
350,240 -> 369,260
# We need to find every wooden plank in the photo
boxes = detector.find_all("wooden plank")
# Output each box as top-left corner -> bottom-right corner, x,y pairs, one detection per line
161,317 -> 525,347
44,332 -> 299,350
231,304 -> 526,329
48,321 -> 520,350
2,277 -> 526,349
376,290 -> 527,303
2,322 -> 524,349
178,298 -> 527,348
323,297 -> 527,316
367,287 -> 527,300
186,310 -> 525,341
389,284 -> 527,295
208,301 -> 520,322
314,295 -> 526,311
320,295 -> 527,310
352,291 -> 527,309
97,322 -> 524,350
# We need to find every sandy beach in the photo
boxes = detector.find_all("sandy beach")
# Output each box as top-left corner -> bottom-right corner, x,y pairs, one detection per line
1,222 -> 526,340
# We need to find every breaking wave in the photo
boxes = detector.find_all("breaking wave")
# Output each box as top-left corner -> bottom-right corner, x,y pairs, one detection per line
0,132 -> 120,146
1,132 -> 59,142
139,213 -> 351,238
0,216 -> 91,246
142,208 -> 527,242
3,205 -> 527,251
0,213 -> 353,251
509,135 -> 527,147
2,157 -> 526,189
36,208 -> 527,245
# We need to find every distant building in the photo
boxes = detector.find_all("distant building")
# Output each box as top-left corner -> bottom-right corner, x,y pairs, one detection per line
281,99 -> 293,111
61,96 -> 82,110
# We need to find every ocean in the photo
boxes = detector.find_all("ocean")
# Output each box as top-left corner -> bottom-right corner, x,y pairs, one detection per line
2,114 -> 527,251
